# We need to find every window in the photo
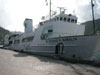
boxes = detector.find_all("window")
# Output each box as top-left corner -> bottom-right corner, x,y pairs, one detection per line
24,23 -> 27,28
22,38 -> 26,42
69,14 -> 72,16
68,18 -> 70,22
22,36 -> 34,43
57,17 -> 59,21
60,17 -> 63,21
14,40 -> 20,44
48,30 -> 53,33
75,20 -> 77,23
64,17 -> 67,21
71,19 -> 74,23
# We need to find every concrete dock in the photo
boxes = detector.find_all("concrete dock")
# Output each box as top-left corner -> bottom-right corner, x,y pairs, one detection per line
0,48 -> 100,75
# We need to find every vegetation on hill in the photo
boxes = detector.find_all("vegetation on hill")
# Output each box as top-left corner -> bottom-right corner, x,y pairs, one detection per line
0,27 -> 10,42
82,19 -> 100,35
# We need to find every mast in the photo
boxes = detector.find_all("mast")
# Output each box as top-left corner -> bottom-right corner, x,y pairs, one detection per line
50,0 -> 51,20
57,7 -> 63,14
91,0 -> 96,34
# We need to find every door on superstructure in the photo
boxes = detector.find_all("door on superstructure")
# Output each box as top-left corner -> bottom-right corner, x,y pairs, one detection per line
55,43 -> 64,55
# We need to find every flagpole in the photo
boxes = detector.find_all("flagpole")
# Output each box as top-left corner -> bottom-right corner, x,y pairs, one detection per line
91,0 -> 96,34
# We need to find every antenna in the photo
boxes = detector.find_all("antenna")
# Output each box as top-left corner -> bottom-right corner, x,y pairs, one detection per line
50,0 -> 51,20
91,0 -> 96,34
45,0 -> 51,20
57,7 -> 67,14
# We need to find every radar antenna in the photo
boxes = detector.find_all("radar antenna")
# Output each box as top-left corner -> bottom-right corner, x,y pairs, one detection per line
57,7 -> 67,14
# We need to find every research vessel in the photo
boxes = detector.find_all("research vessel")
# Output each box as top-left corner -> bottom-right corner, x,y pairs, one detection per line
4,0 -> 100,61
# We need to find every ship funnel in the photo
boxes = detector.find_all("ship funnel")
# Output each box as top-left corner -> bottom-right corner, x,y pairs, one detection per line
24,18 -> 33,33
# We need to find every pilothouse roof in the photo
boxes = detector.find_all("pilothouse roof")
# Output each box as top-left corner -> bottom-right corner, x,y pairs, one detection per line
56,11 -> 78,20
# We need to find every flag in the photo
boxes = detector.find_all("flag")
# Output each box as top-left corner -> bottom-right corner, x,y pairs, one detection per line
45,0 -> 48,6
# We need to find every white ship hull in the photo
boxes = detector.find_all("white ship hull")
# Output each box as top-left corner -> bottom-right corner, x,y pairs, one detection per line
8,35 -> 100,61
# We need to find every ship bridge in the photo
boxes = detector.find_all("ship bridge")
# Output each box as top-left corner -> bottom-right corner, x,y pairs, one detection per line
54,11 -> 78,24
39,11 -> 85,39
41,9 -> 78,25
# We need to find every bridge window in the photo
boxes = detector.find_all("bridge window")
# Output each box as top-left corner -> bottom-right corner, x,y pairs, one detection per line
60,17 -> 63,21
48,29 -> 53,33
68,18 -> 70,22
69,14 -> 72,16
71,19 -> 74,23
57,17 -> 59,21
75,20 -> 77,23
64,17 -> 67,21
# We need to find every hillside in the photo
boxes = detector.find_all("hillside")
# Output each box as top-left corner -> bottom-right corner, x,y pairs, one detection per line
82,19 -> 100,35
0,27 -> 10,41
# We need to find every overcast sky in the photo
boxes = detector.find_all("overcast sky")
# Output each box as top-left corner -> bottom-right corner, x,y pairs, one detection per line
0,0 -> 100,32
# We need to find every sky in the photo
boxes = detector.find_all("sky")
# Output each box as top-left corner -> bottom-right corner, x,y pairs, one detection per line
0,0 -> 100,32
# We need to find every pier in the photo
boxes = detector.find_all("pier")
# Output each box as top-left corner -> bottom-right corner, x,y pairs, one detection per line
0,48 -> 100,75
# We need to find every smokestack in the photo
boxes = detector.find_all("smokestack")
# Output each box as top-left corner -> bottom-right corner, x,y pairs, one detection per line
24,18 -> 33,33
